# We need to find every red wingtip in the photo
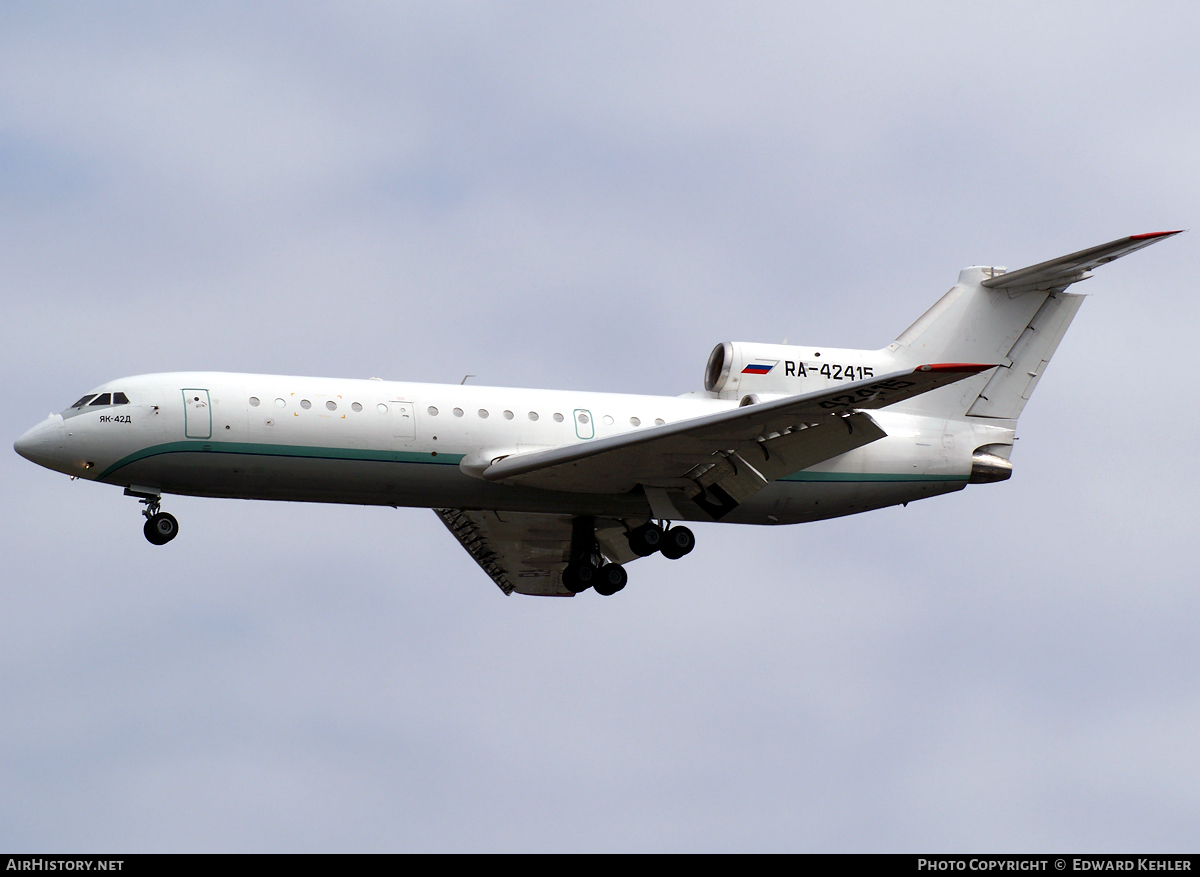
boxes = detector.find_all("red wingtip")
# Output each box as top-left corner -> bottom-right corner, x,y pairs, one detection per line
1130,230 -> 1184,240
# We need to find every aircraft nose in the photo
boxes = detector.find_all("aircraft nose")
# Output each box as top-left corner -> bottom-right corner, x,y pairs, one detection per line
14,416 -> 64,468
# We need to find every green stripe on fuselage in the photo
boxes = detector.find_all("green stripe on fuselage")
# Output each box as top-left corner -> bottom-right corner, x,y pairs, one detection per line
97,440 -> 464,480
96,440 -> 968,486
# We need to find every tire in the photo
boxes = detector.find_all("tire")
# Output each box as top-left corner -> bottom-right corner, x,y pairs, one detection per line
593,563 -> 627,596
626,523 -> 663,557
145,512 -> 179,545
659,526 -> 694,560
562,563 -> 594,593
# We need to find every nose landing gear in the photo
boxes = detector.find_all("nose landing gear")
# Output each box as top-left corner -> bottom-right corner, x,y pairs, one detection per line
125,486 -> 179,545
144,512 -> 179,545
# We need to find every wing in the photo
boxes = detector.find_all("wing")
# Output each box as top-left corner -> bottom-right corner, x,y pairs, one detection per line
980,230 -> 1182,293
477,363 -> 994,518
434,508 -> 640,597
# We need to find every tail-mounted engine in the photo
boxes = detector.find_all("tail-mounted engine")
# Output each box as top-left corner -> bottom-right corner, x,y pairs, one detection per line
704,341 -> 898,401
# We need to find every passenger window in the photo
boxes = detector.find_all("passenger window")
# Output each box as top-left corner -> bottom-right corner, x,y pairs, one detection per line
503,410 -> 514,420
300,399 -> 312,410
326,401 -> 337,411
249,397 -> 261,407
630,417 -> 641,427
89,394 -> 112,406
71,395 -> 97,408
453,408 -> 464,417
654,418 -> 665,426
552,413 -> 564,422
428,406 -> 439,416
602,415 -> 613,425
275,398 -> 286,408
112,392 -> 130,405
478,409 -> 489,418
528,411 -> 539,421
351,402 -> 363,412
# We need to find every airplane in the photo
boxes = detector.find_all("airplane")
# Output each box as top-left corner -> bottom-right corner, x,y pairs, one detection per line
14,231 -> 1180,597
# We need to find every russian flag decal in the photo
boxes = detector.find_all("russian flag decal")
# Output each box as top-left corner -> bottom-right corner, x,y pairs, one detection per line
741,361 -> 778,375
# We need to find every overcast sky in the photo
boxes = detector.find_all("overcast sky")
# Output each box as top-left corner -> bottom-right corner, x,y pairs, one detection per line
2,1 -> 1198,852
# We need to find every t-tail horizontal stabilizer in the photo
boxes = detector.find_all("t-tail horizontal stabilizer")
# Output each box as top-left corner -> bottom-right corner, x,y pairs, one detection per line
981,231 -> 1182,293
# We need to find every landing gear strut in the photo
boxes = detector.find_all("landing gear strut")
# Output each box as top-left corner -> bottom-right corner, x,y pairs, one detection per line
126,487 -> 179,545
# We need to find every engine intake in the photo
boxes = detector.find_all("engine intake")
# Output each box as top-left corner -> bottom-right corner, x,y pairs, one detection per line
705,342 -> 733,392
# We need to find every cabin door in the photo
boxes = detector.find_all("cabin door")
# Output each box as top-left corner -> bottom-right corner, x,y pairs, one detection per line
182,389 -> 212,439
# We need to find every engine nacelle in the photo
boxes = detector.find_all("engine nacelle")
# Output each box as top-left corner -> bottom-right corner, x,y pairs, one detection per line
704,341 -> 899,401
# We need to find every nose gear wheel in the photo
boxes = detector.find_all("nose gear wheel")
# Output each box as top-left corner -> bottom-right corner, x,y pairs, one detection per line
126,487 -> 179,545
144,512 -> 179,545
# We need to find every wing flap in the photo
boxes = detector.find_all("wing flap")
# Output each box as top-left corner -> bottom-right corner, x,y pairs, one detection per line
980,230 -> 1181,293
746,411 -> 887,482
683,412 -> 887,519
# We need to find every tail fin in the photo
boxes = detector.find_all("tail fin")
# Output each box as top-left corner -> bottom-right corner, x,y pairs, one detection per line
892,231 -> 1181,419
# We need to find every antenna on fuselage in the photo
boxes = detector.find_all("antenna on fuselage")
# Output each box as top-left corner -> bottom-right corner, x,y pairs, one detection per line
461,375 -> 475,385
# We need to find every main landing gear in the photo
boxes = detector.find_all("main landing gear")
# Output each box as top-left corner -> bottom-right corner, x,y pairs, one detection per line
627,522 -> 695,560
125,487 -> 179,545
563,561 -> 629,597
563,516 -> 628,596
562,517 -> 696,597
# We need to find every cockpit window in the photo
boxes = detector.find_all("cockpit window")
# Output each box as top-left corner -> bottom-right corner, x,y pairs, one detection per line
112,392 -> 130,405
71,394 -> 98,408
88,393 -> 112,406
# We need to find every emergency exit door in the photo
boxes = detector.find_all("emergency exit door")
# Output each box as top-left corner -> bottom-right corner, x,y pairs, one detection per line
391,401 -> 415,440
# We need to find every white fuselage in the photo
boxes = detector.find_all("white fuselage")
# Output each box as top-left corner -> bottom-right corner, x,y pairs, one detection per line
16,371 -> 1009,525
